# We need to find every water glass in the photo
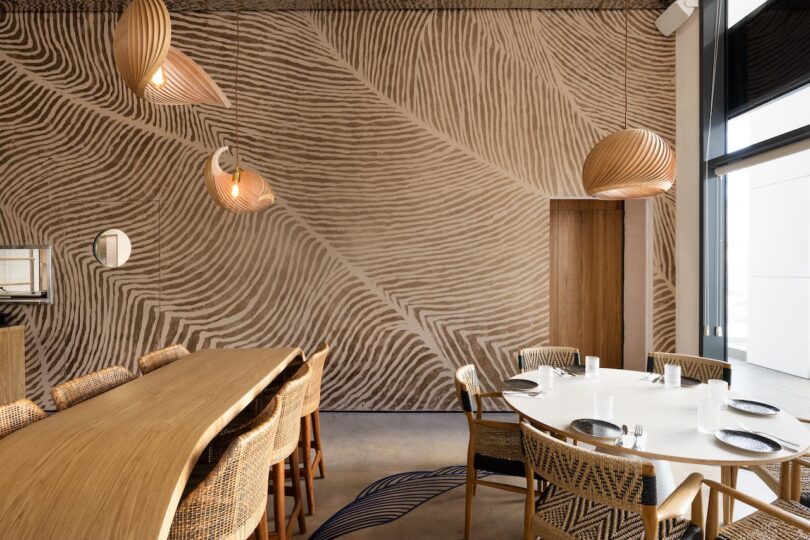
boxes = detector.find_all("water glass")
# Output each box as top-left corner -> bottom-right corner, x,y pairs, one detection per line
593,392 -> 614,421
664,364 -> 681,389
697,398 -> 721,434
538,365 -> 554,393
708,379 -> 728,408
585,356 -> 600,379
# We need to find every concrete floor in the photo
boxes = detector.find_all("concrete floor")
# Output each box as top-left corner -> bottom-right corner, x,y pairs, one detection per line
273,361 -> 809,539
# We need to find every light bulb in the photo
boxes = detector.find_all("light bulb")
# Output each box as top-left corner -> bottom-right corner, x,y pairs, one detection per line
149,65 -> 166,88
231,168 -> 241,199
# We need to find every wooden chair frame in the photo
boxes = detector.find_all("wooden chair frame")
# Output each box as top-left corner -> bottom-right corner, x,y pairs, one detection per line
455,365 -> 527,540
705,479 -> 810,539
521,421 -> 704,540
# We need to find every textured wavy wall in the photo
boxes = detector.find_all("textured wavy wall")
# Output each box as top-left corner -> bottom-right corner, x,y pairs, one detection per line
0,8 -> 675,409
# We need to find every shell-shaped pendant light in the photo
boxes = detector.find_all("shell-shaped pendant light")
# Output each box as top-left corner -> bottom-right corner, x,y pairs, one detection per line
581,128 -> 676,200
113,0 -> 230,107
204,147 -> 275,214
143,47 -> 232,107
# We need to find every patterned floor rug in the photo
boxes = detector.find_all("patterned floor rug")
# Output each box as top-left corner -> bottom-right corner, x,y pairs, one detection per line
309,465 -> 489,540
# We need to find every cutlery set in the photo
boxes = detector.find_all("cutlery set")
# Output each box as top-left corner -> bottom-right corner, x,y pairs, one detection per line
615,424 -> 644,450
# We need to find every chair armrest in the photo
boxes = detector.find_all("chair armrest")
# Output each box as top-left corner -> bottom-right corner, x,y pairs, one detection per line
657,473 -> 703,521
795,458 -> 810,468
704,480 -> 810,533
474,418 -> 520,431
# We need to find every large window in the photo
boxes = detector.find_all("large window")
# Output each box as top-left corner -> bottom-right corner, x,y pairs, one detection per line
701,0 -> 810,372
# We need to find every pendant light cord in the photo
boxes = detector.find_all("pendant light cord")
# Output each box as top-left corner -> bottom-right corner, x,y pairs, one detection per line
234,0 -> 240,169
624,0 -> 628,129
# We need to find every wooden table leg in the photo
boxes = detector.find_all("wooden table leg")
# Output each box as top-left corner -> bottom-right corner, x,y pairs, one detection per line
781,461 -> 793,500
720,465 -> 738,524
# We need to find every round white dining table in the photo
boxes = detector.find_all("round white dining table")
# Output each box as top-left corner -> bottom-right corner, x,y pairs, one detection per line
503,367 -> 810,518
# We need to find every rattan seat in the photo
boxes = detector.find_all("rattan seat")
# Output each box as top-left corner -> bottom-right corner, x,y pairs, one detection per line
474,422 -> 525,476
713,499 -> 810,539
169,397 -> 281,540
50,365 -> 137,411
138,345 -> 190,375
0,399 -> 47,440
647,352 -> 731,385
518,347 -> 580,371
533,483 -> 701,540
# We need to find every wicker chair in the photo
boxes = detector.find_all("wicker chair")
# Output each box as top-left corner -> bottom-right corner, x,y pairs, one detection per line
647,352 -> 731,385
50,365 -> 137,411
138,344 -> 190,375
0,399 -> 47,441
298,342 -> 330,516
521,421 -> 704,540
168,397 -> 281,540
268,363 -> 311,540
455,364 -> 527,540
518,347 -> 580,371
704,479 -> 810,539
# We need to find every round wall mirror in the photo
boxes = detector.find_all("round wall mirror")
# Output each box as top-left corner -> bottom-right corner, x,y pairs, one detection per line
93,229 -> 132,268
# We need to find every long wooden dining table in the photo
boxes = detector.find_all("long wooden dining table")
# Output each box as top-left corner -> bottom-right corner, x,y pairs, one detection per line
0,347 -> 303,540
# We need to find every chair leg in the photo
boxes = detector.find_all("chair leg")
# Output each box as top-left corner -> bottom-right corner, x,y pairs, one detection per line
256,510 -> 269,540
313,409 -> 326,479
464,464 -> 475,540
302,414 -> 316,515
289,452 -> 307,534
272,463 -> 286,540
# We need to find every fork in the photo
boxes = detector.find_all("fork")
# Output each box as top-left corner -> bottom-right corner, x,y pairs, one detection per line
633,424 -> 643,449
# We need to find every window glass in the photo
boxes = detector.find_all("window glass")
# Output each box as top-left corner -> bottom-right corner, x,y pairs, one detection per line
727,84 -> 810,152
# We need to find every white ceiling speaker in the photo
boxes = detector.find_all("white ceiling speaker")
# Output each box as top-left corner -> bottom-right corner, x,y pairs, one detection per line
655,0 -> 699,36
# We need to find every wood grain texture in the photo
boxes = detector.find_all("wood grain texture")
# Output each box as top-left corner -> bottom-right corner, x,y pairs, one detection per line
0,325 -> 25,403
0,347 -> 302,540
549,200 -> 624,369
1,0 -> 671,11
0,9 -> 675,410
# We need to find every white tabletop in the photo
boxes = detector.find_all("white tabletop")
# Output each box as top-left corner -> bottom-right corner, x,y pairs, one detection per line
504,368 -> 810,466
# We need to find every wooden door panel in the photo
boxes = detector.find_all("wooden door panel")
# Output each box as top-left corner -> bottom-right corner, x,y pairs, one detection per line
550,200 -> 624,369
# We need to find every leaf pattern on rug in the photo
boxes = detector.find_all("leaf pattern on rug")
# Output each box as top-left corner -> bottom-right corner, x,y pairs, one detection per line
309,465 -> 491,539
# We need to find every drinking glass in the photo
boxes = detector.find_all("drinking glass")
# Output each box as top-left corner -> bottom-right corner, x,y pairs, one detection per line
585,356 -> 600,379
593,392 -> 614,421
708,379 -> 728,408
697,398 -> 720,434
538,365 -> 554,393
664,364 -> 681,389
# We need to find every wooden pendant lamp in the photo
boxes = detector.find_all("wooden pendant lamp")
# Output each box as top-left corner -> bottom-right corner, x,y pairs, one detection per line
581,6 -> 675,199
113,0 -> 230,107
203,4 -> 274,214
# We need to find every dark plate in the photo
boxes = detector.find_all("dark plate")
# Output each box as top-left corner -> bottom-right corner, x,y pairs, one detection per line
681,376 -> 702,387
503,378 -> 539,391
715,429 -> 782,453
728,399 -> 780,416
567,365 -> 587,374
570,418 -> 622,439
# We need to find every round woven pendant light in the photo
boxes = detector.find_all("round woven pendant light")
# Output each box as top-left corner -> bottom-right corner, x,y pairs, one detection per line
582,128 -> 675,199
581,4 -> 675,200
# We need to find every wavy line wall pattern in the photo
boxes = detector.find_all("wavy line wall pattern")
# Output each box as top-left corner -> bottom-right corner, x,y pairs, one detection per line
0,8 -> 675,409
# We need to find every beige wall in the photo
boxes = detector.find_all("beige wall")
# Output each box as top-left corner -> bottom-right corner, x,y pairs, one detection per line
0,9 -> 676,409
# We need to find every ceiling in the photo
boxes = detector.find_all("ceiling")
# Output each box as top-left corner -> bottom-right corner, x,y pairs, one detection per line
1,0 -> 669,11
